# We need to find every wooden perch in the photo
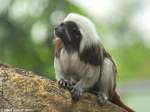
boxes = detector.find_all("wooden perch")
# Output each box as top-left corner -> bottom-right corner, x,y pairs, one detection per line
0,64 -> 125,112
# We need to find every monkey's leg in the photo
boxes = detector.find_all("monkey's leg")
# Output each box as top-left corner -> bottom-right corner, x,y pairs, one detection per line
97,58 -> 116,105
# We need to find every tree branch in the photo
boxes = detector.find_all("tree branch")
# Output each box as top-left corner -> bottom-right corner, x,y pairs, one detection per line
0,64 -> 125,112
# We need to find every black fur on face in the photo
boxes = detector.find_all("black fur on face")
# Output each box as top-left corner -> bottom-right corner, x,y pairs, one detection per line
55,21 -> 82,52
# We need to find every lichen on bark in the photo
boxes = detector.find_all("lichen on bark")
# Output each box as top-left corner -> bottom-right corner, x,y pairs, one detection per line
0,64 -> 125,112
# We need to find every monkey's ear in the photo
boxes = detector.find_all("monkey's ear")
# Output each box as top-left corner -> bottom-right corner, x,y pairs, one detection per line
79,45 -> 104,66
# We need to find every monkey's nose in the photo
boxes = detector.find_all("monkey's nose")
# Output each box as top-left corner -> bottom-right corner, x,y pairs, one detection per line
55,25 -> 64,33
55,26 -> 64,38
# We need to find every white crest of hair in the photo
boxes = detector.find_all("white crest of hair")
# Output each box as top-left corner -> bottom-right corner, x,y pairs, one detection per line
64,13 -> 101,52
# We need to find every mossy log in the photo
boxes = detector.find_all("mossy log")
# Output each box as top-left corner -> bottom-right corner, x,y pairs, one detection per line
0,64 -> 125,112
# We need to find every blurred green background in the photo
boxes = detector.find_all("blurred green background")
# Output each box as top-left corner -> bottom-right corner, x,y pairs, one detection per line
0,0 -> 150,111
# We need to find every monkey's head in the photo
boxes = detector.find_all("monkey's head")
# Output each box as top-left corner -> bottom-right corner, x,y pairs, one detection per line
55,13 -> 101,52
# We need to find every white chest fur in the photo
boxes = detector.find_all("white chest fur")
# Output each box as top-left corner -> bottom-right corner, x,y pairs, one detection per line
59,49 -> 87,76
54,49 -> 101,83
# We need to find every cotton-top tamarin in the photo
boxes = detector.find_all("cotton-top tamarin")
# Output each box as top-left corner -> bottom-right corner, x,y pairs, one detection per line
54,13 -> 134,112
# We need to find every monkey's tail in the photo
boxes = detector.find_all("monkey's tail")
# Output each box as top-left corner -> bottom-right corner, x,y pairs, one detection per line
111,91 -> 135,112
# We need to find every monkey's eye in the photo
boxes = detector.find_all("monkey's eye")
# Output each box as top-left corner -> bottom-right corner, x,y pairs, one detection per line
76,35 -> 80,38
60,22 -> 64,26
73,27 -> 78,31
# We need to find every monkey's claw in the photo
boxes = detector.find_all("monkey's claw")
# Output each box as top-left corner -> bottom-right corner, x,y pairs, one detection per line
58,79 -> 72,89
71,86 -> 83,101
97,93 -> 108,106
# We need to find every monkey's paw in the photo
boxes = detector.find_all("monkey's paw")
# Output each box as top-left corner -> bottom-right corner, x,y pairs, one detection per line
58,79 -> 72,90
97,93 -> 108,106
71,86 -> 83,101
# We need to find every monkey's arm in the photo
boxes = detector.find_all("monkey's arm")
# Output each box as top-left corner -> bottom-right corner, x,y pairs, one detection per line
71,66 -> 100,99
54,58 -> 72,89
54,58 -> 64,80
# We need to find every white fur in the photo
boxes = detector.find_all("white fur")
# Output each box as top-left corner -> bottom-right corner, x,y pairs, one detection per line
55,13 -> 116,99
64,13 -> 101,52
54,48 -> 100,89
55,49 -> 115,97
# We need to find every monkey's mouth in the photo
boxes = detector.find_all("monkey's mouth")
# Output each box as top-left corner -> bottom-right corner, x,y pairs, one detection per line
54,31 -> 63,47
54,33 -> 64,45
55,36 -> 61,40
54,28 -> 65,47
54,28 -> 62,39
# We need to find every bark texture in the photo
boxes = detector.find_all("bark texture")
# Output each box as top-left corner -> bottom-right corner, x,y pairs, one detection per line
0,64 -> 125,112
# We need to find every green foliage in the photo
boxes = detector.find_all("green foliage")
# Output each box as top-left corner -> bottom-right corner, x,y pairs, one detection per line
0,0 -> 83,79
113,41 -> 150,81
0,0 -> 149,82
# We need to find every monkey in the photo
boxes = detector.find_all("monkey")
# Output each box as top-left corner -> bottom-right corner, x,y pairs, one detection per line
54,13 -> 135,112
